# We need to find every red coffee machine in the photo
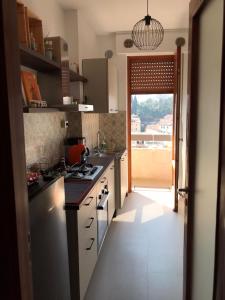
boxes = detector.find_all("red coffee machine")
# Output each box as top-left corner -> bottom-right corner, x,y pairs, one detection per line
65,137 -> 90,165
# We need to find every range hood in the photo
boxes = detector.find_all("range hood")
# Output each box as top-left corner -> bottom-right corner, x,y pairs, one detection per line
51,103 -> 94,112
75,103 -> 94,112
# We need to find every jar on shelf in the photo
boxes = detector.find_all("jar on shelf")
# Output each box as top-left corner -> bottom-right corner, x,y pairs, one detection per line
44,40 -> 53,60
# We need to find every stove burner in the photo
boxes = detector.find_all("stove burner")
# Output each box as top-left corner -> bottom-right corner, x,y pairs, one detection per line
41,162 -> 103,181
66,164 -> 103,180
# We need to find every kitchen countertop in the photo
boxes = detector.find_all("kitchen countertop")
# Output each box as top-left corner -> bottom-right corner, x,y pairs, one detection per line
28,149 -> 126,207
28,175 -> 62,200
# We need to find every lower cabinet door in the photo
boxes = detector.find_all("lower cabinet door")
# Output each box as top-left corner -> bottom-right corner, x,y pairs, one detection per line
78,204 -> 97,300
78,231 -> 97,300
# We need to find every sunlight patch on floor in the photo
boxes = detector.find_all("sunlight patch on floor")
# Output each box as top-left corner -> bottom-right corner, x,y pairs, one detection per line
141,203 -> 164,223
113,209 -> 137,223
134,187 -> 174,209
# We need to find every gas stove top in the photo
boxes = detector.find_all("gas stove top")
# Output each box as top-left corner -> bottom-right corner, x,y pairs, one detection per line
65,163 -> 103,180
41,163 -> 103,182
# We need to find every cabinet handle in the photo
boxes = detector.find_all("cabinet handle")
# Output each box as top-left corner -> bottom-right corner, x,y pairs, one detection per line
110,166 -> 114,170
97,193 -> 109,210
100,177 -> 106,183
86,238 -> 95,251
85,217 -> 94,229
84,196 -> 94,206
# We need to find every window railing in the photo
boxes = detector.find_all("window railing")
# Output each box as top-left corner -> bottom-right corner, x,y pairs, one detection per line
131,133 -> 172,149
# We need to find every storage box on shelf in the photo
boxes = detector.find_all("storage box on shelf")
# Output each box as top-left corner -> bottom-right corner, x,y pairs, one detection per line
16,1 -> 44,54
45,37 -> 87,92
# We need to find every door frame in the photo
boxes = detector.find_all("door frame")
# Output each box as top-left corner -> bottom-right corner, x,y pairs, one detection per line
183,0 -> 211,299
213,1 -> 225,298
127,56 -> 132,192
0,1 -> 33,299
173,44 -> 182,212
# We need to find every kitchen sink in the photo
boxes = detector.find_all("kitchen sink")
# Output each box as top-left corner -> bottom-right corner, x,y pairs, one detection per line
92,149 -> 124,157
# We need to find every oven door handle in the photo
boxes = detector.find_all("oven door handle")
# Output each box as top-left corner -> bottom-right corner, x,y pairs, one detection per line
97,193 -> 110,210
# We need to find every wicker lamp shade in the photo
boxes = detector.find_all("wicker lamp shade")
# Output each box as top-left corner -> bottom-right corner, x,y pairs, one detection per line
131,0 -> 164,50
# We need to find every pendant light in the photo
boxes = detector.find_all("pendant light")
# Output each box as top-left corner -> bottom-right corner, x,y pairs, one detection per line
131,0 -> 164,50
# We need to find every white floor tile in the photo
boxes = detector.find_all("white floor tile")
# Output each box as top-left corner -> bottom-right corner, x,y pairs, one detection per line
85,190 -> 183,300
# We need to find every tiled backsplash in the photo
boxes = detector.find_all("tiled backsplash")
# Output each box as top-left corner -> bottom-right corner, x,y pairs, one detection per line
99,111 -> 126,150
82,113 -> 100,148
23,111 -> 126,168
24,112 -> 68,167
23,112 -> 100,168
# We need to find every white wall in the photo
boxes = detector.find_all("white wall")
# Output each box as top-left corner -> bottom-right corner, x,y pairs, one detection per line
77,10 -> 99,63
192,0 -> 223,298
64,10 -> 79,67
116,29 -> 188,54
22,0 -> 66,38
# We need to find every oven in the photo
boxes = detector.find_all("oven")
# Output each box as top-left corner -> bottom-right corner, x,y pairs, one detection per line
97,177 -> 109,252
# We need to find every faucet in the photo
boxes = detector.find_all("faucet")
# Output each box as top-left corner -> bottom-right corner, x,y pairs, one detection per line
96,130 -> 106,155
97,130 -> 101,150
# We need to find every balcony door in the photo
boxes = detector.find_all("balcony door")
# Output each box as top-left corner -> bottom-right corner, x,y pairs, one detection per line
131,93 -> 174,191
128,55 -> 179,210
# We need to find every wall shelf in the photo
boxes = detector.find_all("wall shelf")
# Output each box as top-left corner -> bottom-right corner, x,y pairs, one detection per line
47,104 -> 81,112
23,107 -> 59,113
23,105 -> 81,113
20,46 -> 61,72
70,69 -> 87,82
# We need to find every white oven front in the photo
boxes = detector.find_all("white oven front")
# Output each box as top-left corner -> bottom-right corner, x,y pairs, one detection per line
97,188 -> 109,253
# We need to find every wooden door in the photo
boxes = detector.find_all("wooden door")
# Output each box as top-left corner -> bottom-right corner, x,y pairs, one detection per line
182,0 -> 223,299
0,0 -> 33,299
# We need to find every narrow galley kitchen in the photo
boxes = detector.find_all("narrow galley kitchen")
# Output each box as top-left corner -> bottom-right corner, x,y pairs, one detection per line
4,0 -> 190,300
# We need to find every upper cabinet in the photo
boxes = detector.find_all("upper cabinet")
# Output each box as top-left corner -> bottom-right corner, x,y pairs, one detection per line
82,58 -> 118,113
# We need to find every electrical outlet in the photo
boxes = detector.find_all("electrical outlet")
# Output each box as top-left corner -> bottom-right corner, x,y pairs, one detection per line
61,120 -> 69,128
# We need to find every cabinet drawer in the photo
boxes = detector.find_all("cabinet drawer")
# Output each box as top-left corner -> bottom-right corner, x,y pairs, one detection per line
78,212 -> 97,300
78,210 -> 97,251
77,187 -> 98,300
78,186 -> 96,227
79,233 -> 97,300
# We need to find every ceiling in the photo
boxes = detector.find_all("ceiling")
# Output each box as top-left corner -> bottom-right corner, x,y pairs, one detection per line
57,0 -> 189,34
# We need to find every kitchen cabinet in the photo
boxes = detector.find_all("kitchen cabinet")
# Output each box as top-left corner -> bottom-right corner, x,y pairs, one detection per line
66,157 -> 116,300
82,58 -> 118,113
105,161 -> 115,223
66,186 -> 97,300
